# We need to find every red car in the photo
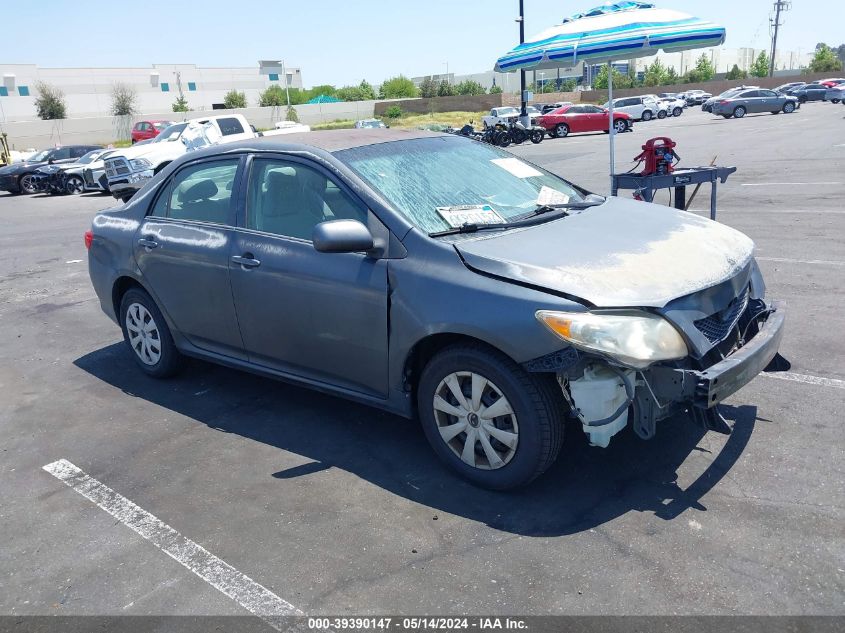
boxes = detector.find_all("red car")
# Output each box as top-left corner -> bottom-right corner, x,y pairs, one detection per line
130,120 -> 174,144
819,78 -> 845,88
536,104 -> 632,138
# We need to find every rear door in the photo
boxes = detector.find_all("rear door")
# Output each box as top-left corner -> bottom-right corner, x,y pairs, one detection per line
134,156 -> 246,359
228,155 -> 390,397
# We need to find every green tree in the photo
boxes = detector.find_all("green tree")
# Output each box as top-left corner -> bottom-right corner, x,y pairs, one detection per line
750,51 -> 770,78
437,80 -> 455,97
171,96 -> 189,112
665,66 -> 679,84
808,44 -> 843,72
725,64 -> 748,80
357,80 -> 377,100
110,82 -> 137,116
419,77 -> 438,98
223,89 -> 247,109
379,75 -> 418,99
285,105 -> 299,122
454,80 -> 486,96
686,53 -> 715,83
642,59 -> 668,86
592,65 -> 634,90
334,81 -> 377,102
306,84 -> 337,101
34,82 -> 67,120
257,84 -> 306,106
489,84 -> 503,94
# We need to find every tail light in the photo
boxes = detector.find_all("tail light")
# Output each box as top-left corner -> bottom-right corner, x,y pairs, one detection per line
84,230 -> 93,250
719,100 -> 730,105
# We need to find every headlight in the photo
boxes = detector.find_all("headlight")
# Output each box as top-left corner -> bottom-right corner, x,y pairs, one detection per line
536,310 -> 688,368
129,158 -> 152,170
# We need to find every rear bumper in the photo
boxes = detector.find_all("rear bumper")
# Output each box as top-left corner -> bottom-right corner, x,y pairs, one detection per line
645,304 -> 785,409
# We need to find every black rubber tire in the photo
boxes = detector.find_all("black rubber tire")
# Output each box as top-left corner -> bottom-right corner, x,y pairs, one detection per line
530,129 -> 544,144
673,107 -> 683,117
65,175 -> 85,195
657,109 -> 667,119
496,132 -> 512,147
19,174 -> 38,194
511,128 -> 527,144
613,118 -> 628,134
831,99 -> 840,104
722,114 -> 732,119
783,102 -> 795,113
641,110 -> 653,121
554,123 -> 569,138
119,287 -> 182,378
733,106 -> 746,119
417,344 -> 565,490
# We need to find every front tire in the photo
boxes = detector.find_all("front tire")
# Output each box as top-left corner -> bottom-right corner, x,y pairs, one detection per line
783,102 -> 795,113
530,129 -> 544,144
417,344 -> 564,490
119,288 -> 182,378
613,118 -> 628,133
65,175 -> 84,195
673,107 -> 683,117
657,110 -> 667,119
641,110 -> 653,121
733,106 -> 746,118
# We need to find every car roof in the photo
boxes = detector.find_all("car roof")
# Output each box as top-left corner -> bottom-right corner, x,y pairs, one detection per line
200,129 -> 451,156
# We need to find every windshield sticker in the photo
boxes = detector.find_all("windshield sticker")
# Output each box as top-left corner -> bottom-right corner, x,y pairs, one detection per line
436,204 -> 506,228
537,186 -> 570,206
490,157 -> 543,179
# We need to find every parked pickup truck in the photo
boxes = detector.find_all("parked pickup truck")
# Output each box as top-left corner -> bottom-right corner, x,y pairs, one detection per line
482,106 -> 539,128
103,114 -> 256,201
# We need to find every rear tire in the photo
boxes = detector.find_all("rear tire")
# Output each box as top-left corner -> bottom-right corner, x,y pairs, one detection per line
673,107 -> 683,117
657,110 -> 667,119
733,106 -> 746,118
119,288 -> 182,378
641,110 -> 653,121
554,123 -> 569,138
417,344 -> 565,490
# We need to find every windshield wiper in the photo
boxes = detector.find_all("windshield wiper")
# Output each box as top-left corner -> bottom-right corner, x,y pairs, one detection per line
513,198 -> 604,222
429,222 -> 512,237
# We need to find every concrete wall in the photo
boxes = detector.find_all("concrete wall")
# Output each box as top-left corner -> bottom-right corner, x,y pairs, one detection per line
0,101 -> 377,150
577,71 -> 834,104
0,63 -> 304,122
374,94 -> 505,115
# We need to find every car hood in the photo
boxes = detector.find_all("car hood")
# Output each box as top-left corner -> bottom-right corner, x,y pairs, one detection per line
0,160 -> 46,175
453,197 -> 755,308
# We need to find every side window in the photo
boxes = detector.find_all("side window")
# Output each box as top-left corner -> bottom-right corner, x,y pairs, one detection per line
151,159 -> 239,224
71,147 -> 89,158
216,117 -> 245,136
742,91 -> 760,98
51,147 -> 72,160
760,90 -> 777,98
246,158 -> 367,241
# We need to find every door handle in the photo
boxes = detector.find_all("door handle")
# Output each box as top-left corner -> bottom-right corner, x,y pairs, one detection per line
231,254 -> 261,268
138,238 -> 158,249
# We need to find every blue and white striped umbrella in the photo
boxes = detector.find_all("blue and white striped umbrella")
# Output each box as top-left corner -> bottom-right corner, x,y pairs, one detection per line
495,2 -> 725,72
494,2 -> 726,189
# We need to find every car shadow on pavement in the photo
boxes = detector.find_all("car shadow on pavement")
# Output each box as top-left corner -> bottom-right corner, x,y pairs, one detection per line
75,343 -> 757,537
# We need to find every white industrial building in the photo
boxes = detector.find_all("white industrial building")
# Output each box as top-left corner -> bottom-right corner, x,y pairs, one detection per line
0,61 -> 303,122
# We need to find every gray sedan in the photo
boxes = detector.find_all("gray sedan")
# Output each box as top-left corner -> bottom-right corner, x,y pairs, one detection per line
711,88 -> 798,118
85,130 -> 785,489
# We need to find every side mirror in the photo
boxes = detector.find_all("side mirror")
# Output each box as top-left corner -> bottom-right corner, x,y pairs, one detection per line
312,219 -> 374,254
48,158 -> 55,164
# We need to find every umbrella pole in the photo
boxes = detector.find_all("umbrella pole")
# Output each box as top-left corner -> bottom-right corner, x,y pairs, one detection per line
607,61 -> 615,193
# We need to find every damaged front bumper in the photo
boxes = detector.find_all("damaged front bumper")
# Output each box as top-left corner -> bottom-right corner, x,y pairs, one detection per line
531,302 -> 785,447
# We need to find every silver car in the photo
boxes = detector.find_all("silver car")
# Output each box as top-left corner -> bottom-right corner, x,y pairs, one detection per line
711,88 -> 798,118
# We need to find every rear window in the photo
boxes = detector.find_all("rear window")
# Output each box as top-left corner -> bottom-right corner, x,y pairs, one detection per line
216,117 -> 245,136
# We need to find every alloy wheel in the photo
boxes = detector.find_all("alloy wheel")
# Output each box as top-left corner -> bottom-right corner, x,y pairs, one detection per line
66,176 -> 84,195
125,302 -> 162,366
432,371 -> 519,470
614,119 -> 627,133
20,175 -> 37,194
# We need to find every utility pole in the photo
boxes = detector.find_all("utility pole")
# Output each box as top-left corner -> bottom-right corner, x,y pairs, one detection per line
517,0 -> 528,125
769,1 -> 790,77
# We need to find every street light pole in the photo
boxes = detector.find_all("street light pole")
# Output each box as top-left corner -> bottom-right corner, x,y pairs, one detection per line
281,60 -> 291,107
517,0 -> 528,125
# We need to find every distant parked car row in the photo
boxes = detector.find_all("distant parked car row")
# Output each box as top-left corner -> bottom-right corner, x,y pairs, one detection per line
0,145 -> 103,195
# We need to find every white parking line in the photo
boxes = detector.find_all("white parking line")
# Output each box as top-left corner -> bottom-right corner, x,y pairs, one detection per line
756,256 -> 845,266
43,459 -> 300,630
762,372 -> 845,389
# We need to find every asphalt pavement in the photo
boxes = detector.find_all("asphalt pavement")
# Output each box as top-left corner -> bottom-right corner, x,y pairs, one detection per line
1,102 -> 843,622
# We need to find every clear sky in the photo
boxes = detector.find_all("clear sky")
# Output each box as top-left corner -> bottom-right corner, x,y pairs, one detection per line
3,1 -> 838,87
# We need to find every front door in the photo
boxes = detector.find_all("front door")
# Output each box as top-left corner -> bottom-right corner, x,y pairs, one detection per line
228,156 -> 389,397
134,156 -> 246,359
